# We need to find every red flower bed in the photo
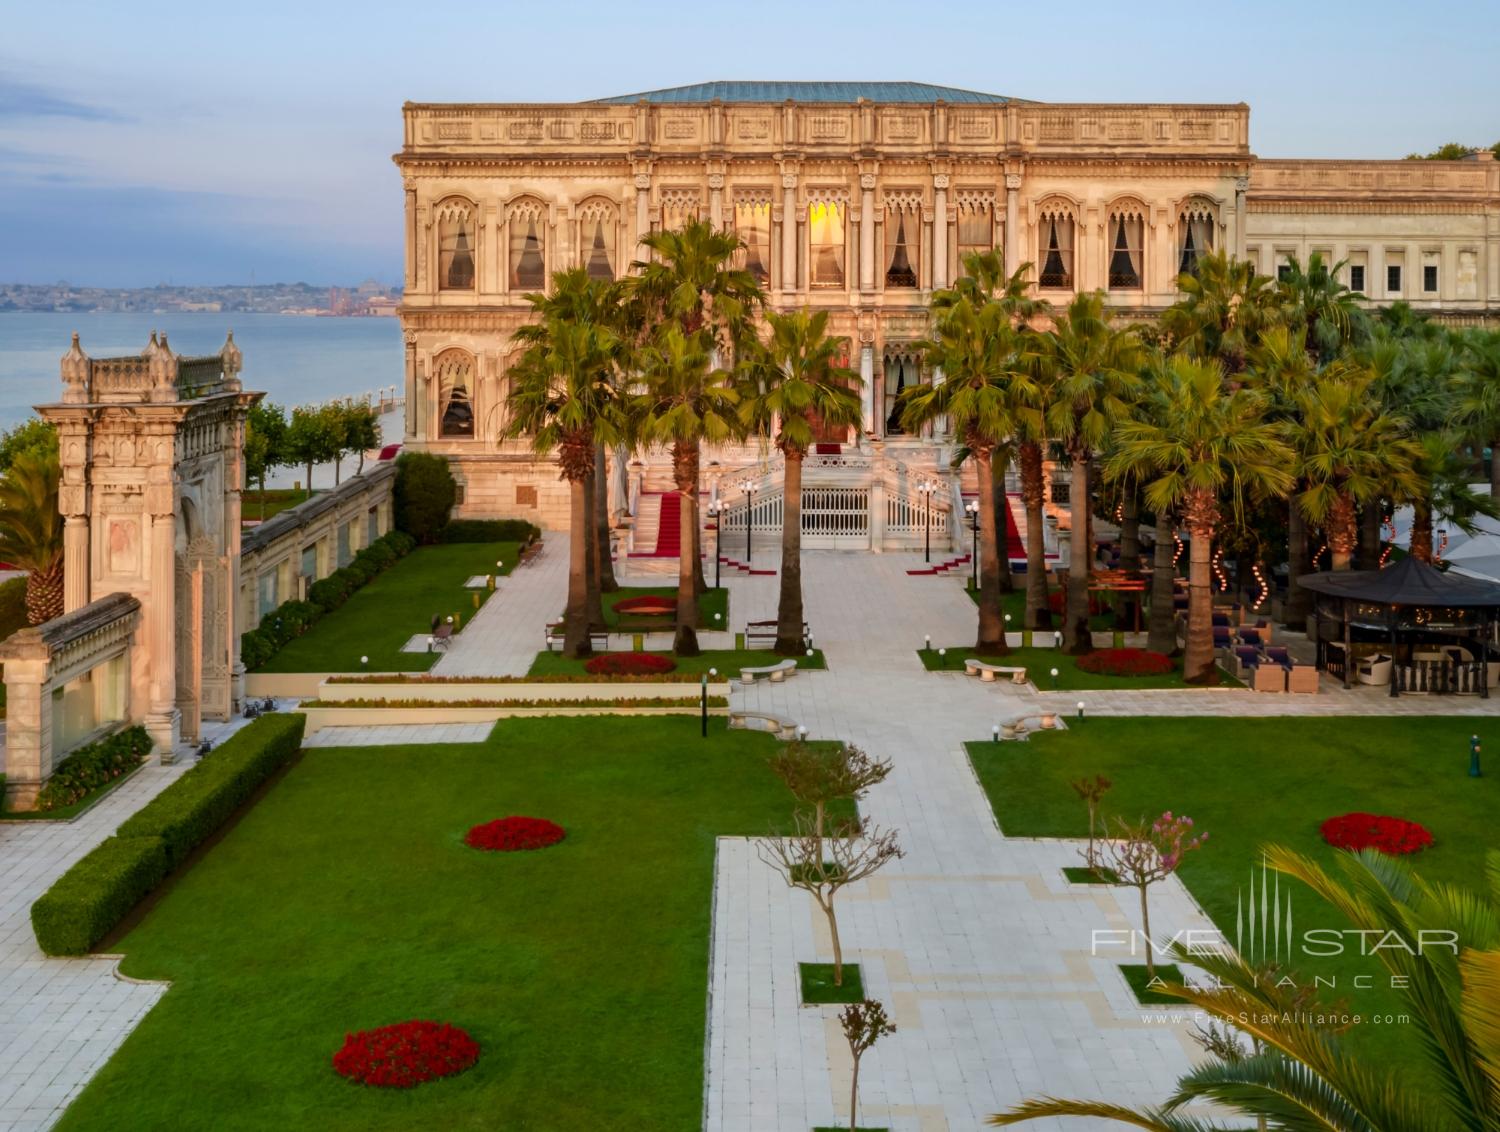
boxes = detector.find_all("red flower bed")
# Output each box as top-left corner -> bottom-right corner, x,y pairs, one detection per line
1321,813 -> 1433,855
332,1020 -> 479,1088
1076,648 -> 1175,677
612,595 -> 676,616
583,652 -> 677,675
465,816 -> 566,852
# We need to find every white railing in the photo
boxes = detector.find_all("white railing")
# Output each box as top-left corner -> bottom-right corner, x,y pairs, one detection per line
885,493 -> 950,537
720,491 -> 784,540
802,487 -> 869,540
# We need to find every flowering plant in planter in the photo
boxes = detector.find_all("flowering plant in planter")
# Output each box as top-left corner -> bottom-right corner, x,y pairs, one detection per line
1076,648 -> 1175,677
612,595 -> 677,616
465,816 -> 566,852
332,1020 -> 479,1088
583,652 -> 677,675
1320,812 -> 1433,855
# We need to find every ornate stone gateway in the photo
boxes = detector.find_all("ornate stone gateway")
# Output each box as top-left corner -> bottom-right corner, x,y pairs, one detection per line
37,332 -> 260,749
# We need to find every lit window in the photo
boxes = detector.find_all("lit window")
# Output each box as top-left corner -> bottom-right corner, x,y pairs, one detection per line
1107,212 -> 1143,289
508,205 -> 546,291
435,351 -> 476,439
809,201 -> 846,288
884,201 -> 920,289
1038,210 -> 1074,289
733,200 -> 772,283
1178,204 -> 1215,277
437,203 -> 475,291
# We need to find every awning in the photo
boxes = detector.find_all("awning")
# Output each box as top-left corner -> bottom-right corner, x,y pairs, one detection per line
1297,555 -> 1500,609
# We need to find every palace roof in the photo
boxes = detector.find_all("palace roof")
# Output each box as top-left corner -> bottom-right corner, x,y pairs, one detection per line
590,81 -> 1021,105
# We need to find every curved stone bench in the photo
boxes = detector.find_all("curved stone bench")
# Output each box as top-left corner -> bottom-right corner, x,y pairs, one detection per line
728,710 -> 800,741
740,658 -> 797,684
963,658 -> 1028,685
1000,712 -> 1062,740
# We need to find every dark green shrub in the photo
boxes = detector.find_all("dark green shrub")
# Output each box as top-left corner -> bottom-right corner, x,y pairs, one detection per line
387,530 -> 416,555
394,452 -> 457,544
34,726 -> 152,811
241,628 -> 272,670
31,835 -> 169,955
359,540 -> 397,570
308,576 -> 347,612
438,519 -> 540,545
272,600 -> 321,640
343,558 -> 375,585
117,713 -> 306,868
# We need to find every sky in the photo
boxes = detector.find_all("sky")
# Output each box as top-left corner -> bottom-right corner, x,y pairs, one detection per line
3,0 -> 1498,288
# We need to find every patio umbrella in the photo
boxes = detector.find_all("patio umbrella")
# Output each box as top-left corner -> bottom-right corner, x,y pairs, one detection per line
1444,532 -> 1500,584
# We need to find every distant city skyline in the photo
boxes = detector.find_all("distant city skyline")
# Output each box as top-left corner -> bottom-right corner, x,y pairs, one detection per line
4,0 -> 1498,287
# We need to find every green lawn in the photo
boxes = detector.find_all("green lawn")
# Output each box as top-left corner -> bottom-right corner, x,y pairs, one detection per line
56,717 -> 850,1131
528,648 -> 827,677
255,542 -> 519,674
601,585 -> 729,630
242,487 -> 311,523
967,716 -> 1500,1076
917,646 -> 1241,689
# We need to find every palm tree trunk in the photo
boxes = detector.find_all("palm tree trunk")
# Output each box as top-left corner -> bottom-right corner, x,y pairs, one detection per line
1410,504 -> 1434,563
775,450 -> 806,656
1064,450 -> 1094,654
1183,490 -> 1218,683
1020,442 -> 1051,630
25,557 -> 63,625
563,478 -> 592,659
594,443 -> 618,593
1329,492 -> 1357,571
1358,502 -> 1382,569
673,443 -> 701,656
993,448 -> 1014,593
1285,499 -> 1312,630
1148,510 -> 1177,655
582,470 -> 604,629
974,445 -> 1008,655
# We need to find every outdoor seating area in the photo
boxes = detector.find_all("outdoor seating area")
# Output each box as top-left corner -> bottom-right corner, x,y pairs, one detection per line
964,658 -> 1030,685
744,618 -> 811,650
1222,639 -> 1320,694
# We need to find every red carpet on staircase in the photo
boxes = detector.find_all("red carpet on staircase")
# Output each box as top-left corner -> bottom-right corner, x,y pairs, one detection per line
1002,497 -> 1026,561
653,492 -> 682,557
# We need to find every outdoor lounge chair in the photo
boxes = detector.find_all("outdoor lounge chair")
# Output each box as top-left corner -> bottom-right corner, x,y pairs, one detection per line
1254,663 -> 1286,692
1230,645 -> 1262,681
1237,627 -> 1266,648
1212,626 -> 1233,650
1356,654 -> 1393,687
1286,665 -> 1320,694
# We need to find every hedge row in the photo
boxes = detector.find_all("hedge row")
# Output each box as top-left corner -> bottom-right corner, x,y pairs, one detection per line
34,726 -> 152,811
30,713 -> 306,955
439,519 -> 540,545
241,530 -> 416,670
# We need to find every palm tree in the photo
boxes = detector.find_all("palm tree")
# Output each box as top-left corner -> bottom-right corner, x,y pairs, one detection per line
506,272 -> 626,658
1160,250 -> 1281,378
636,326 -> 739,655
0,449 -> 64,625
1291,366 -> 1421,571
989,847 -> 1500,1132
740,309 -> 862,656
629,220 -> 765,597
1409,432 -> 1500,562
1275,250 -> 1369,363
1043,292 -> 1142,654
904,295 -> 1038,654
1458,330 -> 1500,499
1107,356 -> 1293,683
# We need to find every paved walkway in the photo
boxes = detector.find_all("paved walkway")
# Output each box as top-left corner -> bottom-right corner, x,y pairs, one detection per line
302,722 -> 494,747
432,537 -> 569,677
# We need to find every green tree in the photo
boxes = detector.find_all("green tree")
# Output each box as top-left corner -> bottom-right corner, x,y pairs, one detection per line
0,450 -> 65,624
244,401 -> 287,517
392,451 -> 457,545
1106,356 -> 1293,682
1457,330 -> 1500,498
1404,141 -> 1481,160
1160,250 -> 1282,376
905,292 -> 1039,653
341,400 -> 382,474
1275,250 -> 1369,363
285,404 -> 341,494
1042,292 -> 1142,654
635,325 -> 738,656
0,418 -> 58,474
739,309 -> 862,656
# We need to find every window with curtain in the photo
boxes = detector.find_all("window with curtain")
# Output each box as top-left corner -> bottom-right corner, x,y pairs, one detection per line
883,350 -> 921,435
954,202 -> 994,279
884,202 -> 920,289
509,207 -> 546,290
659,195 -> 698,232
1038,212 -> 1074,289
437,205 -> 475,291
1107,212 -> 1144,289
734,200 -> 772,283
435,352 -> 475,438
1178,206 -> 1215,277
809,201 -> 846,288
579,206 -> 616,281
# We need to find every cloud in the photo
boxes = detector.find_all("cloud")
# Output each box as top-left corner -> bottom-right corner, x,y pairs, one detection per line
0,75 -> 126,122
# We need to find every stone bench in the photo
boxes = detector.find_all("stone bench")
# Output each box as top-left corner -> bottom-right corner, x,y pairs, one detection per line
740,658 -> 797,684
963,658 -> 1028,685
1000,712 -> 1061,740
728,709 -> 800,741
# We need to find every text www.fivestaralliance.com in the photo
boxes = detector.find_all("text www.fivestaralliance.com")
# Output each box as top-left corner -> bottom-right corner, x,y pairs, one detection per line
1139,1011 -> 1412,1026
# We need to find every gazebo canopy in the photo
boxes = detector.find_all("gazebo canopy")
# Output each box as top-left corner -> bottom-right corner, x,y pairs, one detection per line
1298,556 -> 1500,609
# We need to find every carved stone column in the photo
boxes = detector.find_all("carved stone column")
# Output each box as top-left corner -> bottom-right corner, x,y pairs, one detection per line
633,172 -> 651,267
145,468 -> 180,754
860,174 -> 877,293
781,173 -> 798,294
708,173 -> 724,230
859,341 -> 875,436
932,174 -> 949,289
1004,174 -> 1021,275
403,332 -> 418,442
1234,175 -> 1250,260
403,178 -> 417,292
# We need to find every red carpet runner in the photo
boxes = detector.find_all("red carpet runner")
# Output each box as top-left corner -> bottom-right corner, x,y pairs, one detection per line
653,492 -> 682,557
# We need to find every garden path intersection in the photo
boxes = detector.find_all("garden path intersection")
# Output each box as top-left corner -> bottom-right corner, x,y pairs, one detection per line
1,543 -> 1493,1131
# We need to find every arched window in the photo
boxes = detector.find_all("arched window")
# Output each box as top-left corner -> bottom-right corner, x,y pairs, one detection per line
508,199 -> 547,291
884,193 -> 922,289
733,196 -> 772,283
1179,201 -> 1216,277
434,350 -> 475,438
953,193 -> 996,280
809,200 -> 846,288
1037,205 -> 1075,289
577,199 -> 618,281
436,200 -> 475,291
1107,205 -> 1145,290
883,347 -> 923,435
659,189 -> 699,233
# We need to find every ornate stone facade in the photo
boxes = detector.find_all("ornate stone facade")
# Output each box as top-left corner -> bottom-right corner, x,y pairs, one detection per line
392,82 -> 1500,527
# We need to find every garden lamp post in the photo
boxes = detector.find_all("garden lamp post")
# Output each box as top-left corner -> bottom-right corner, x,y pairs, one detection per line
1050,666 -> 1059,691
966,499 -> 980,588
917,478 -> 939,563
1471,734 -> 1482,777
701,668 -> 717,739
1076,700 -> 1085,721
736,477 -> 758,564
708,500 -> 724,588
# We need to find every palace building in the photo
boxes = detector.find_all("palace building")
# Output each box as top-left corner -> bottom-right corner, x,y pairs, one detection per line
392,81 -> 1500,551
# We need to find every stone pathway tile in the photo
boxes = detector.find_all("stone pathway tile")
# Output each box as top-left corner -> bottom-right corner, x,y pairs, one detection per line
301,723 -> 494,747
433,537 -> 569,677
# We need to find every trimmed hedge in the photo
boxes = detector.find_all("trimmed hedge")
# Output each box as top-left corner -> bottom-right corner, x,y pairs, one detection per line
117,713 -> 306,868
439,519 -> 540,545
34,725 -> 152,811
394,451 -> 457,544
31,835 -> 169,956
242,531 -> 415,671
